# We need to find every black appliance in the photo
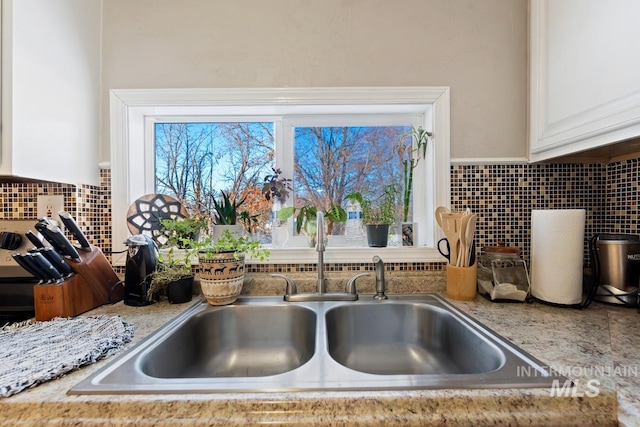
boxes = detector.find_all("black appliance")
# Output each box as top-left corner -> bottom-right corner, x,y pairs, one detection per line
123,234 -> 158,306
0,220 -> 41,324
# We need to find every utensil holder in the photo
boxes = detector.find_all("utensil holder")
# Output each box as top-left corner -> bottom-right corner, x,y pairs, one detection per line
446,263 -> 477,301
34,247 -> 123,321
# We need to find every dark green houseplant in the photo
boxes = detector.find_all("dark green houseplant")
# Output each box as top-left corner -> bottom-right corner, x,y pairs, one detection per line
346,184 -> 399,247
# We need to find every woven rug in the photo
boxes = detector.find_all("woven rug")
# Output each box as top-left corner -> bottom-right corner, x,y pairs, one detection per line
0,315 -> 135,398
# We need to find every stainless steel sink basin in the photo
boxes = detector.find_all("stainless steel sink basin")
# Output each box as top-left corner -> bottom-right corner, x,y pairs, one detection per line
326,303 -> 504,375
70,294 -> 566,394
141,305 -> 316,378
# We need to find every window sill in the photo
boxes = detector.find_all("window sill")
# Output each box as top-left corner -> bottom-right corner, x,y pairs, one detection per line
246,246 -> 445,264
111,246 -> 445,267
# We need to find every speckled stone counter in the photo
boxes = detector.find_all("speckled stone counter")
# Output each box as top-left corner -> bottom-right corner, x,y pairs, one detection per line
0,272 -> 635,426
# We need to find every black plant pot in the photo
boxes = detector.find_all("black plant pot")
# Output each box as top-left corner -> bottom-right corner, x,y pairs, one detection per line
166,275 -> 194,304
366,224 -> 390,247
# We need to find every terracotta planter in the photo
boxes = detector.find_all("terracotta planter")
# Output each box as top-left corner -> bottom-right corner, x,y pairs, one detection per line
198,252 -> 245,305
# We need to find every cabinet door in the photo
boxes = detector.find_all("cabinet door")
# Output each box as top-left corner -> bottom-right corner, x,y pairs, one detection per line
529,0 -> 640,162
0,0 -> 101,185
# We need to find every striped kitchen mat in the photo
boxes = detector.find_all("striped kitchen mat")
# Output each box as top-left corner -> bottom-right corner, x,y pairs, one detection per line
0,315 -> 135,397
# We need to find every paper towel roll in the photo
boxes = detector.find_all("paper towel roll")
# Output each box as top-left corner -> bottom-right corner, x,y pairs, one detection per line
530,209 -> 585,305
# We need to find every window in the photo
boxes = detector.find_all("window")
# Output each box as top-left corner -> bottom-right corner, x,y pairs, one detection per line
110,87 -> 451,265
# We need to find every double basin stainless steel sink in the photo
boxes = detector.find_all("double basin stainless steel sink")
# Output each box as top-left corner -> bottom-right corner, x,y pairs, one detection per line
70,294 -> 565,394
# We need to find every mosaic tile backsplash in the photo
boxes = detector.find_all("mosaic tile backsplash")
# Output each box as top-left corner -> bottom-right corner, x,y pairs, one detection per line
450,162 -> 608,264
1,159 -> 637,270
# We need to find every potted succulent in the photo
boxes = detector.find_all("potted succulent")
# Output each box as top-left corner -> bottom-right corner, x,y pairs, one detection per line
211,190 -> 247,239
397,126 -> 432,246
346,184 -> 399,247
195,230 -> 270,305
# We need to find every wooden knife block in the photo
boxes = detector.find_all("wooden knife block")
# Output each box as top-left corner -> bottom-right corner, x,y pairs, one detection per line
34,247 -> 124,321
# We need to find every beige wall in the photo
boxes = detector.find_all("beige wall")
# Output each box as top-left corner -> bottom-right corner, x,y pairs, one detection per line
102,0 -> 527,162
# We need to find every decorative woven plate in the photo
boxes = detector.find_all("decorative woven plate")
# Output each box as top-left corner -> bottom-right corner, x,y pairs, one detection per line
126,194 -> 188,242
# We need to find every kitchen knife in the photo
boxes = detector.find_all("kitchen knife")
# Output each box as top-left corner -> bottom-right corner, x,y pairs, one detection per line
34,222 -> 65,253
14,253 -> 51,283
38,216 -> 54,226
34,223 -> 82,262
58,211 -> 91,251
30,247 -> 74,276
11,253 -> 47,282
25,230 -> 46,249
30,252 -> 64,282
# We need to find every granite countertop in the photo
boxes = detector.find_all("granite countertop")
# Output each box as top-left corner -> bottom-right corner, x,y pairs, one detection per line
0,287 -> 637,426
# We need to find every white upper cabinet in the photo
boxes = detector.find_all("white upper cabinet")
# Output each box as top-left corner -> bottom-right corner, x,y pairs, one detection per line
529,0 -> 640,162
0,0 -> 101,185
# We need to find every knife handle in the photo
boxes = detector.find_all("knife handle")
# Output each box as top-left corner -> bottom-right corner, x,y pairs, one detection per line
25,230 -> 46,249
31,252 -> 64,282
30,247 -> 74,276
13,253 -> 49,282
58,211 -> 91,251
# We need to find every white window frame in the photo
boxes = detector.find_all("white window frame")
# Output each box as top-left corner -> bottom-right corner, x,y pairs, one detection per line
110,87 -> 451,266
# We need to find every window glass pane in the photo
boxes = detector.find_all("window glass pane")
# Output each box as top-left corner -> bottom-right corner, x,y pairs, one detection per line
293,125 -> 411,236
154,122 -> 275,234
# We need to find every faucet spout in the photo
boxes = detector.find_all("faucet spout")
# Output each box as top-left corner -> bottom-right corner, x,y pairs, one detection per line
373,255 -> 388,300
316,211 -> 326,294
278,210 -> 358,302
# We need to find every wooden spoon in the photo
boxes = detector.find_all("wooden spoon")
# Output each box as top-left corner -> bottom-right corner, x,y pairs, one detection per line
435,206 -> 450,230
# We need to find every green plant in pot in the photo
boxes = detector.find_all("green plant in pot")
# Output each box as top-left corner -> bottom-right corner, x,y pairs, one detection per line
346,184 -> 399,247
148,215 -> 198,304
211,190 -> 248,239
148,253 -> 194,304
195,230 -> 270,305
159,217 -> 207,249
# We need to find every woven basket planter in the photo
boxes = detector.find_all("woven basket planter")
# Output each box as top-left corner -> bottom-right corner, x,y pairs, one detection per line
198,252 -> 245,305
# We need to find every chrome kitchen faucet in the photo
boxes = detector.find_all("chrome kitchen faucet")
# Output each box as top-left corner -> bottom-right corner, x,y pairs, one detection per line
274,211 -> 367,302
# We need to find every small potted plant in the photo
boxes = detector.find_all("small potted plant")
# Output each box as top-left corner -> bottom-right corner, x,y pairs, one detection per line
211,190 -> 247,239
148,255 -> 194,304
159,217 -> 206,249
346,184 -> 399,247
195,230 -> 270,305
149,218 -> 203,303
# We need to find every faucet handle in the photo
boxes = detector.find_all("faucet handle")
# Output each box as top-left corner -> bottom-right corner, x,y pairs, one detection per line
345,273 -> 369,296
271,274 -> 298,296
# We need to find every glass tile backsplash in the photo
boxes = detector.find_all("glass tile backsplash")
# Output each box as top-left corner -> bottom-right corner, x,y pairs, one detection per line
1,160 -> 637,270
